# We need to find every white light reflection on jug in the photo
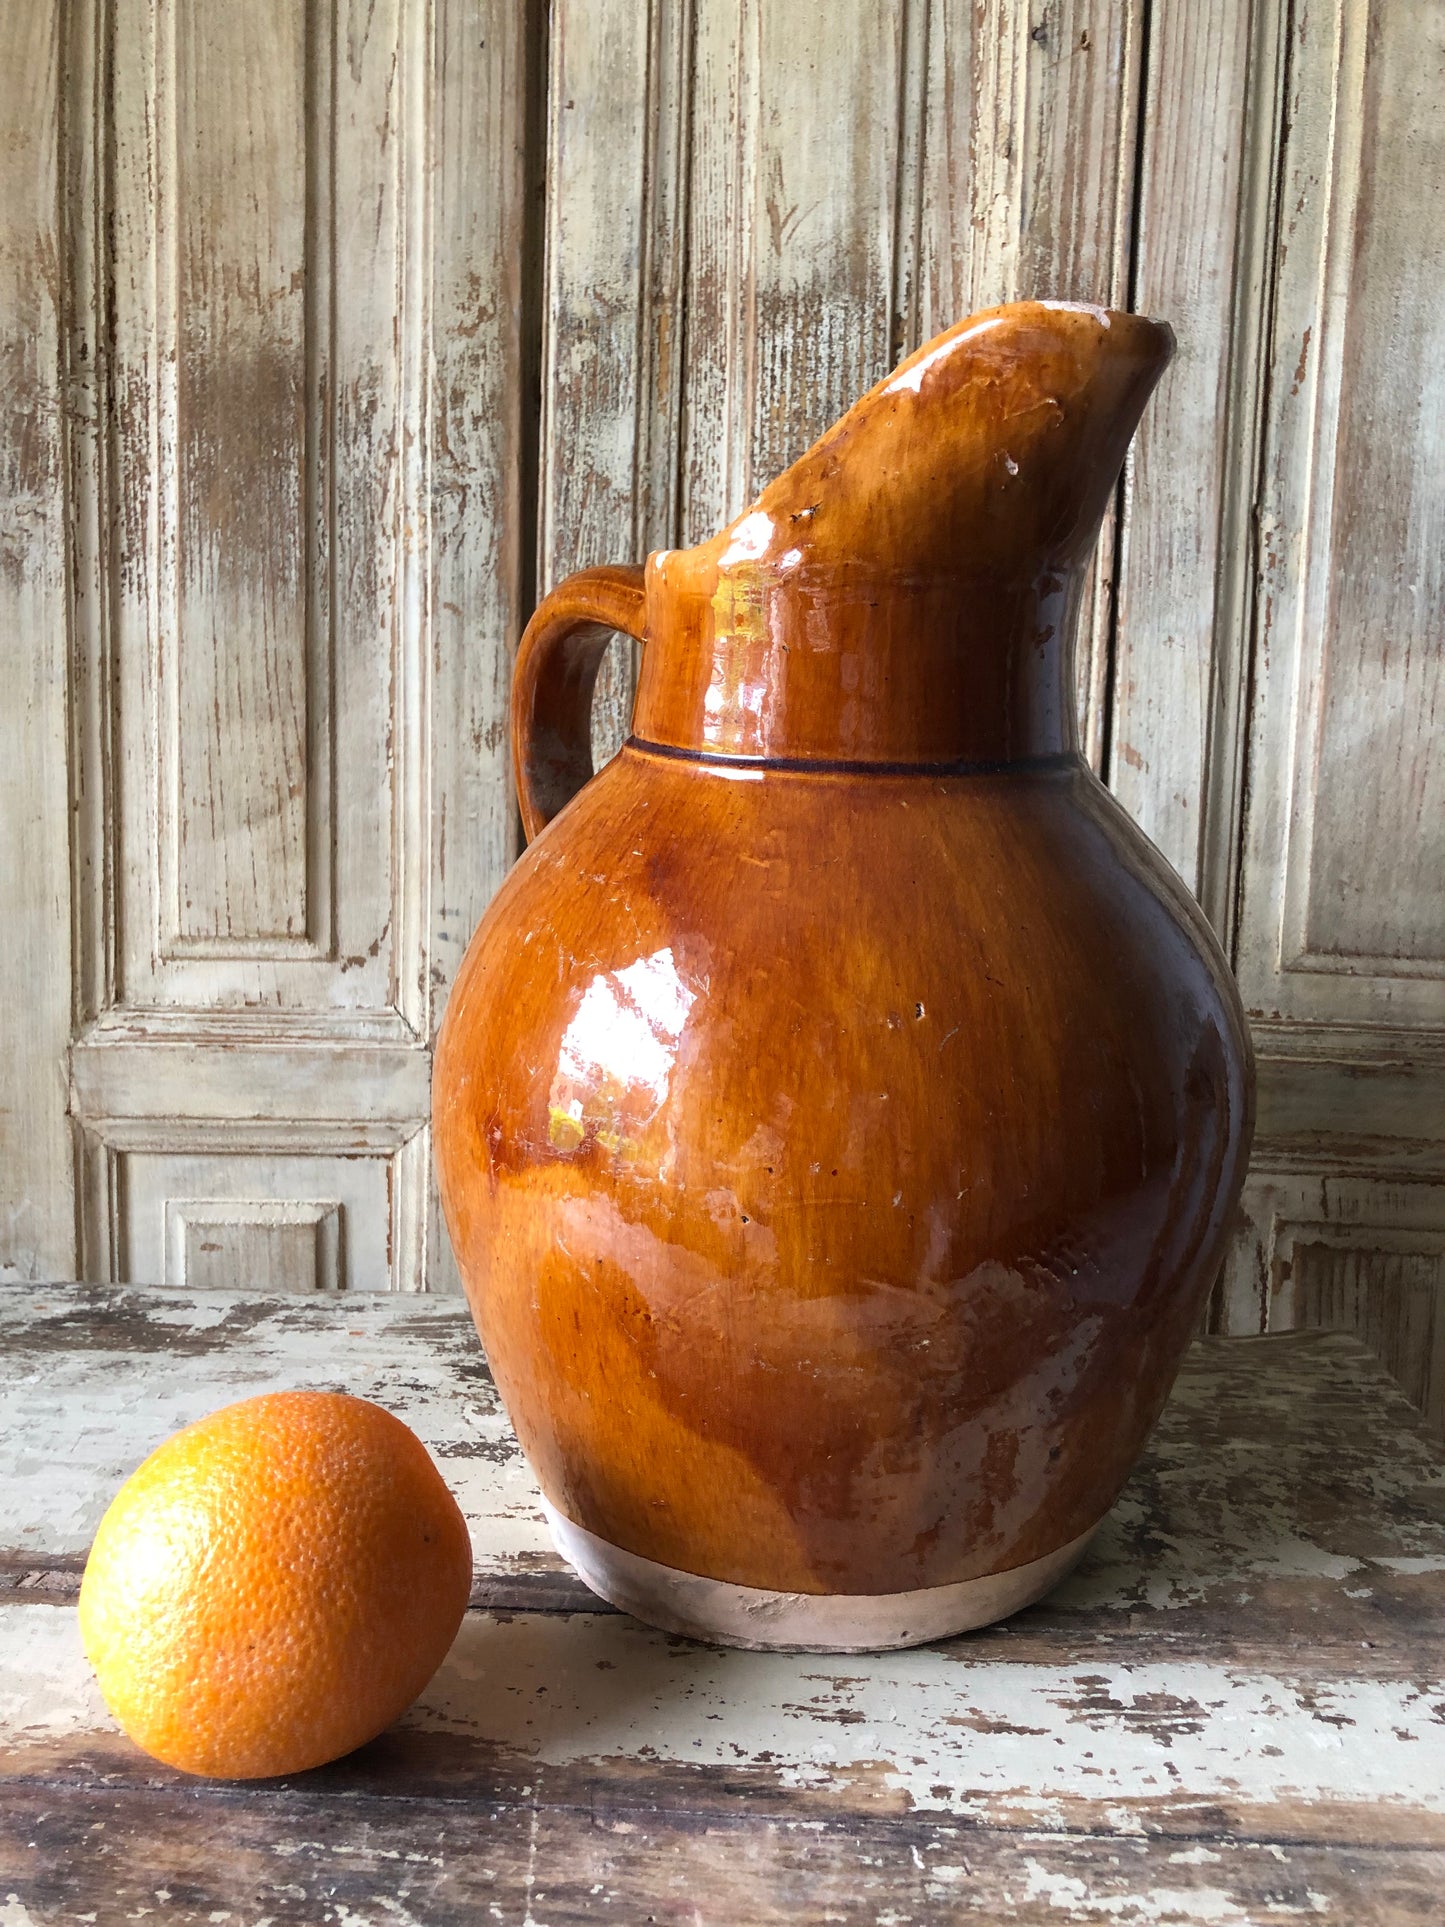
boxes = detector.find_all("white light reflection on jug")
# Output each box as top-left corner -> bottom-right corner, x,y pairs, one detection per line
716,509 -> 775,568
884,314 -> 1004,396
547,948 -> 696,1156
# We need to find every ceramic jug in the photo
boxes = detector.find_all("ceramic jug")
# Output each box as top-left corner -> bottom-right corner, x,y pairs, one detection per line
434,300 -> 1254,1652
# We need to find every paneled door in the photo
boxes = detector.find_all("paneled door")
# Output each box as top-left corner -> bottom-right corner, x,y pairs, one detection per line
1214,0 -> 1445,1410
5,0 -> 1444,1326
3,0 -> 537,1289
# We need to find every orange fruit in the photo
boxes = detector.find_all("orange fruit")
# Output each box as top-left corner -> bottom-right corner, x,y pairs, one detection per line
78,1390 -> 473,1779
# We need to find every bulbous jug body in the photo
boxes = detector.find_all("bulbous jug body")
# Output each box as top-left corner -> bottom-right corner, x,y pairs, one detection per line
434,302 -> 1254,1651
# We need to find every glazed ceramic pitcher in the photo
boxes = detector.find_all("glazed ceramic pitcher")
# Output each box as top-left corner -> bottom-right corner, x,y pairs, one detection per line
434,300 -> 1254,1653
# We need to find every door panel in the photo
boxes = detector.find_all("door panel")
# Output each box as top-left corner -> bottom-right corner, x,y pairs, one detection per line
168,0 -> 318,955
107,0 -> 394,1011
1237,0 -> 1445,1028
1201,0 -> 1445,1389
74,0 -> 437,1288
6,0 -> 532,1290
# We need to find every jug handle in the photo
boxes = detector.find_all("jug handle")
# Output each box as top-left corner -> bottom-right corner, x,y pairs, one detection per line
511,563 -> 648,842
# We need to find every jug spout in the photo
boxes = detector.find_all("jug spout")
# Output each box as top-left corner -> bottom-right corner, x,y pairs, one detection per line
634,301 -> 1173,765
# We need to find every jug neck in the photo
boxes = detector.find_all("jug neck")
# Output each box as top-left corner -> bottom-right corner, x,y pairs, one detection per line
633,554 -> 1089,764
630,302 -> 1172,767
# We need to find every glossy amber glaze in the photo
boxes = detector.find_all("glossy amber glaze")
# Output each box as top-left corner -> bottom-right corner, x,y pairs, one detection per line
436,301 -> 1254,1603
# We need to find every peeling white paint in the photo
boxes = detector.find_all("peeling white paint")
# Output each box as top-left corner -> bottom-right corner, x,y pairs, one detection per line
413,1612 -> 1445,1818
1051,1346 -> 1445,1614
0,1604 -> 108,1737
7,1604 -> 1443,1823
0,1293 -> 550,1570
1018,1860 -> 1328,1921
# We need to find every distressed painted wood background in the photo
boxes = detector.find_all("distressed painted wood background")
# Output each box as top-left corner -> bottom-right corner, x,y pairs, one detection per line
2,0 -> 1442,1392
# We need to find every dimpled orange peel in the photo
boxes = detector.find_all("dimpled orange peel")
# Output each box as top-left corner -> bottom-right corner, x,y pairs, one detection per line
78,1390 -> 473,1779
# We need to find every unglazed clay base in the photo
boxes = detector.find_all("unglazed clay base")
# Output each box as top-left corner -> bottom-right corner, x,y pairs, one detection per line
542,1500 -> 1097,1653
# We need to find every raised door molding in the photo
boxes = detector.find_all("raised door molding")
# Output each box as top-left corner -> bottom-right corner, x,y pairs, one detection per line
1110,0 -> 1284,922
539,0 -> 690,757
1227,0 -> 1445,1311
1218,1168 -> 1445,1433
77,0 -> 423,1019
1237,0 -> 1445,1041
0,0 -> 73,1281
1217,0 -> 1445,1356
66,0 -> 426,1288
161,1198 -> 345,1293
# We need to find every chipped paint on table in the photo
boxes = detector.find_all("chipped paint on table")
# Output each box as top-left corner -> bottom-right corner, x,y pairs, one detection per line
0,1286 -> 553,1583
6,1602 -> 1445,1827
2,1288 -> 1445,1922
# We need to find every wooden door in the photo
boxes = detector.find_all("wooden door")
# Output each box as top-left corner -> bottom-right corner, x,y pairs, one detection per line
3,0 -> 537,1290
1211,0 -> 1445,1415
5,0 -> 1443,1342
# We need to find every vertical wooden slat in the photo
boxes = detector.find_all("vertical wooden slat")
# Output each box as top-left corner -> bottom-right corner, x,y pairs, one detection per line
682,0 -> 903,538
1109,0 -> 1282,906
65,0 -> 114,1038
912,0 -> 1143,768
0,0 -> 73,1280
330,0 -> 415,1015
1018,0 -> 1144,766
539,0 -> 691,765
425,0 -> 539,1290
428,0 -> 525,989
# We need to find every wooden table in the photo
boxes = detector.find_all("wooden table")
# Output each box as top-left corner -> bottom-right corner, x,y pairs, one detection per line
2,1288 -> 1443,1924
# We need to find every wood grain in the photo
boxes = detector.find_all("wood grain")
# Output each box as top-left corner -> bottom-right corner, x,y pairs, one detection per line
539,0 -> 691,765
8,1739 -> 1445,1926
4,1299 -> 1445,1921
684,0 -> 903,528
541,0 -> 1148,779
1110,0 -> 1268,903
1216,1167 -> 1445,1437
1213,0 -> 1445,1378
424,0 -> 541,1293
3,1736 -> 1444,1924
1296,2 -> 1445,972
4,0 -> 1443,1360
915,0 -> 1143,765
170,0 -> 316,948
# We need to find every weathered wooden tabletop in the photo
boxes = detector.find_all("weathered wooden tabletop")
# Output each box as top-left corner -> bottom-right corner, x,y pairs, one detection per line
1,1288 -> 1443,1924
